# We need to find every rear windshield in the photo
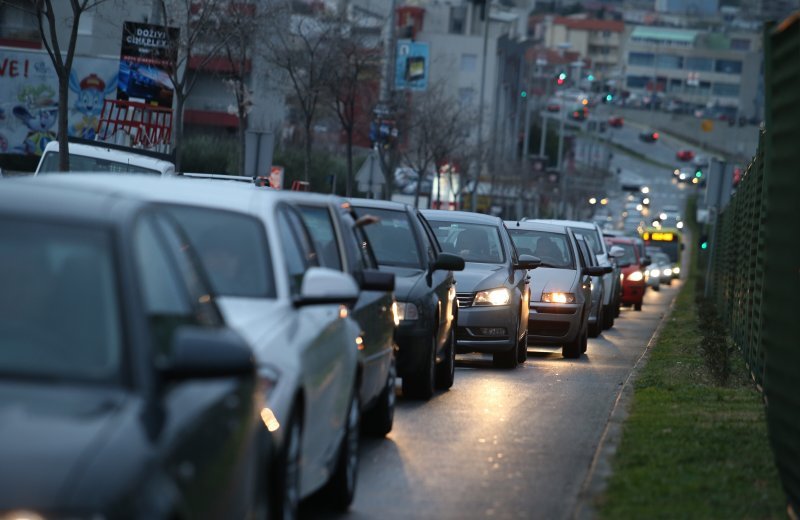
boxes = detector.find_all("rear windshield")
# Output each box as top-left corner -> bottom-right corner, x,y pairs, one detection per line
357,208 -> 422,269
38,151 -> 162,175
508,229 -> 574,269
570,226 -> 603,255
0,220 -> 123,383
430,221 -> 505,264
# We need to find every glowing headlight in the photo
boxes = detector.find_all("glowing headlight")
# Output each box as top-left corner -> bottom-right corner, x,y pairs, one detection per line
673,267 -> 681,274
474,288 -> 511,306
394,301 -> 419,321
650,269 -> 661,277
628,271 -> 644,282
1,512 -> 45,520
663,268 -> 673,276
677,221 -> 684,229
541,292 -> 576,304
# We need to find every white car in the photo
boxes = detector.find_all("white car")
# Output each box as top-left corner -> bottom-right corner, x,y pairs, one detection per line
35,141 -> 176,176
33,175 -> 364,517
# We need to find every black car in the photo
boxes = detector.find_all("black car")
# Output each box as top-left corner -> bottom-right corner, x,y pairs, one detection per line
350,199 -> 464,400
639,130 -> 660,143
0,181 -> 268,519
287,193 -> 398,436
423,210 -> 539,368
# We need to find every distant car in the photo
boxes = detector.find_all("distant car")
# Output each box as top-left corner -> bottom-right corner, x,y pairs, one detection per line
608,116 -> 624,127
350,199 -> 464,400
505,221 -> 604,358
647,250 -> 675,285
0,180 -> 268,518
676,149 -> 695,161
35,140 -> 175,176
546,98 -> 561,112
639,131 -> 659,143
423,210 -> 539,368
606,237 -> 650,311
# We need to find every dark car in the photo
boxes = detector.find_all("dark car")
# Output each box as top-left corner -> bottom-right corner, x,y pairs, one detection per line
350,199 -> 464,400
608,116 -> 624,128
639,130 -> 659,143
423,210 -> 539,368
0,181 -> 268,519
506,221 -> 605,358
288,193 -> 397,436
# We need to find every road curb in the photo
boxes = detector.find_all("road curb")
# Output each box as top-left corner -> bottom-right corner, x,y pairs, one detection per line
571,292 -> 680,520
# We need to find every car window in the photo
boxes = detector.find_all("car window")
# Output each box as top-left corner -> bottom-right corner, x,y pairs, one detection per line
165,206 -> 275,298
576,238 -> 596,268
298,205 -> 343,271
357,207 -> 423,269
615,243 -> 638,265
507,229 -> 574,269
430,221 -> 505,264
277,207 -> 319,295
0,219 -> 122,383
570,227 -> 604,255
38,151 -> 161,175
352,225 -> 378,270
135,217 -> 191,316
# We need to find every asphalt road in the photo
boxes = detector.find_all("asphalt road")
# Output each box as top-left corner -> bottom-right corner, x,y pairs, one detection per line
301,283 -> 680,520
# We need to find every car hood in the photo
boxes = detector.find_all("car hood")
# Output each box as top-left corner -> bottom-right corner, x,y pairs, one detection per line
454,263 -> 509,293
529,267 -> 578,302
379,266 -> 425,302
0,382 -> 128,510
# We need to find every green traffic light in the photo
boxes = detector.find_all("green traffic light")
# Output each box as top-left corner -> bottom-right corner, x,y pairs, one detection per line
701,242 -> 708,250
695,170 -> 702,178
588,74 -> 595,81
521,90 -> 527,98
606,94 -> 613,102
558,72 -> 567,81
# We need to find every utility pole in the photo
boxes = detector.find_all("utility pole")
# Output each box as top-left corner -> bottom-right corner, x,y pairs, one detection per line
471,0 -> 492,212
375,0 -> 398,200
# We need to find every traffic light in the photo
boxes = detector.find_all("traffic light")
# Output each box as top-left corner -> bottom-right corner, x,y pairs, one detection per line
587,73 -> 595,81
605,93 -> 613,102
520,90 -> 527,98
557,72 -> 567,85
699,234 -> 709,250
695,168 -> 703,178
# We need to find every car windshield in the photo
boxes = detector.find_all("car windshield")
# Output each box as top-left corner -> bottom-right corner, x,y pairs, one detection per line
570,227 -> 603,255
614,243 -> 638,265
508,229 -> 574,269
430,221 -> 505,264
358,208 -> 423,268
166,207 -> 276,298
38,151 -> 162,175
0,220 -> 122,383
653,253 -> 672,265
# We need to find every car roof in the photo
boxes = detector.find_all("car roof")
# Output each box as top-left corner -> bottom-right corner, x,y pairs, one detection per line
40,141 -> 175,171
533,219 -> 598,231
606,236 -> 636,244
348,197 -> 410,211
421,209 -> 502,226
503,220 -> 569,234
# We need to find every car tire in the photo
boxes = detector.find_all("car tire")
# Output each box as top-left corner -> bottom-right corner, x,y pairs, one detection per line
563,326 -> 583,359
602,303 -> 615,330
634,302 -> 643,311
493,345 -> 518,369
363,358 -> 396,437
652,284 -> 660,292
322,391 -> 360,511
580,325 -> 588,353
588,304 -> 603,338
271,407 -> 302,520
435,327 -> 456,390
614,292 -> 621,317
402,336 -> 435,400
517,330 -> 528,364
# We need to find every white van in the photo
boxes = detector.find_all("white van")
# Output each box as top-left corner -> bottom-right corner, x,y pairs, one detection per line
35,141 -> 175,176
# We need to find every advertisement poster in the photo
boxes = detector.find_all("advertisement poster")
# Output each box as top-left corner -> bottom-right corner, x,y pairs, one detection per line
395,40 -> 429,91
0,48 -> 118,156
117,21 -> 179,108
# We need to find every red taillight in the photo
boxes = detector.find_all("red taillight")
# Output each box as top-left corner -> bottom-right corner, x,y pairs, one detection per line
653,132 -> 659,139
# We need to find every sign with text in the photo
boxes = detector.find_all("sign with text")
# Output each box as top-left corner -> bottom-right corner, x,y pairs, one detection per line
395,40 -> 429,91
118,21 -> 179,108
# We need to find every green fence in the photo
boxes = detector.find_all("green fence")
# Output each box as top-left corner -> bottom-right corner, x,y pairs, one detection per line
707,16 -> 800,513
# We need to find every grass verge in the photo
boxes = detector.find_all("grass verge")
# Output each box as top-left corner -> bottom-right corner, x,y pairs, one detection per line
597,274 -> 786,518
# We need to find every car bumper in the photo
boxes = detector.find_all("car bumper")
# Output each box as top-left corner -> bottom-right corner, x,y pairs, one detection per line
455,305 -> 517,354
527,302 -> 582,346
621,282 -> 646,304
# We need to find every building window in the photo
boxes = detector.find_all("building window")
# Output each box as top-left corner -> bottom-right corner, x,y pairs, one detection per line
715,59 -> 743,74
460,53 -> 477,73
78,12 -> 93,36
655,54 -> 683,70
626,75 -> 650,89
685,56 -> 713,71
712,82 -> 740,97
458,87 -> 475,107
449,5 -> 466,35
0,0 -> 41,47
669,78 -> 683,92
628,52 -> 654,67
603,31 -> 611,38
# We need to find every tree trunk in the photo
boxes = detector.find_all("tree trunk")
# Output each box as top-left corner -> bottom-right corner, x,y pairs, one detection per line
238,110 -> 247,176
173,93 -> 185,171
303,118 -> 312,182
57,74 -> 70,171
412,167 -> 423,208
345,129 -> 353,197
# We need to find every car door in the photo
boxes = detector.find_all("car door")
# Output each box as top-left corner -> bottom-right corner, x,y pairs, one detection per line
275,205 -> 357,487
415,210 -> 456,352
569,231 -> 593,319
502,226 -> 529,338
133,211 -> 257,519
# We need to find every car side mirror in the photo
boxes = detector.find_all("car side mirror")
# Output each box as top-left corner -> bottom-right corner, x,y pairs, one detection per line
583,266 -> 607,276
641,257 -> 652,268
360,269 -> 395,292
432,252 -> 465,272
160,326 -> 255,379
516,254 -> 541,270
294,267 -> 359,307
608,245 -> 625,258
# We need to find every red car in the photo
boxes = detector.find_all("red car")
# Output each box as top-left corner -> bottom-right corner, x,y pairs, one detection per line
676,149 -> 695,161
605,237 -> 650,311
608,116 -> 624,127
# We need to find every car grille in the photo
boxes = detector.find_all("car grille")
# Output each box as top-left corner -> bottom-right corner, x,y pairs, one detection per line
456,292 -> 474,308
532,305 -> 577,315
529,321 -> 570,337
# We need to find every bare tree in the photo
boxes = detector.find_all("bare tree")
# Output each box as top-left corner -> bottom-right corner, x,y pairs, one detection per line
20,0 -> 109,170
262,4 -> 338,182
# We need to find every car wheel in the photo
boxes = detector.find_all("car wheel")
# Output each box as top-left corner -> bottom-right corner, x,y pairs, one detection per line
580,325 -> 588,353
517,329 -> 528,364
271,407 -> 301,520
652,284 -> 660,292
363,357 -> 396,437
493,325 -> 519,369
563,327 -> 583,359
602,303 -> 615,330
435,327 -> 456,390
402,336 -> 435,400
614,292 -> 621,317
588,304 -> 603,338
634,302 -> 643,311
323,391 -> 360,511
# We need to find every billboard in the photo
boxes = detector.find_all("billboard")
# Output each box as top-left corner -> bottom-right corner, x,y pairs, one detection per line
0,48 -> 118,156
117,22 -> 179,108
395,40 -> 429,91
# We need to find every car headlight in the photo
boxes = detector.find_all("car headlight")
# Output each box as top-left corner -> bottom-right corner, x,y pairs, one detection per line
474,288 -> 511,306
394,301 -> 419,321
650,269 -> 661,277
676,221 -> 684,229
663,268 -> 673,276
673,267 -> 680,274
628,271 -> 644,282
541,292 -> 576,304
